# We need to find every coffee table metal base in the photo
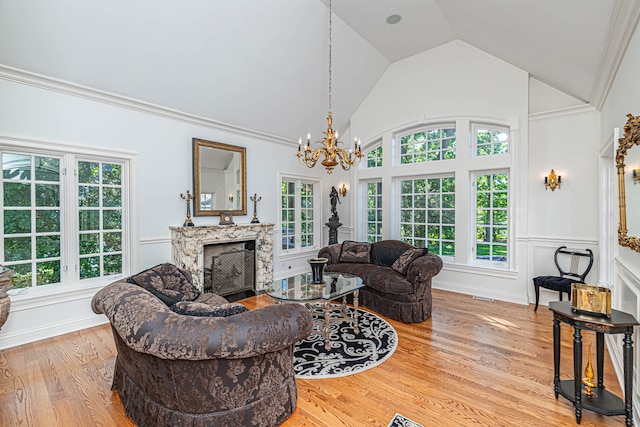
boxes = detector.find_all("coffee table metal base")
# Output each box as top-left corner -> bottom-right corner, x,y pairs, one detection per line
308,290 -> 360,350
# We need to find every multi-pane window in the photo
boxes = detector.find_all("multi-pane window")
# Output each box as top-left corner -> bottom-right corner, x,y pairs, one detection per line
366,181 -> 382,242
400,127 -> 456,164
475,172 -> 508,262
367,146 -> 383,168
1,147 -> 130,289
2,154 -> 62,288
281,177 -> 318,253
78,161 -> 123,280
475,127 -> 509,156
300,183 -> 314,248
400,176 -> 455,256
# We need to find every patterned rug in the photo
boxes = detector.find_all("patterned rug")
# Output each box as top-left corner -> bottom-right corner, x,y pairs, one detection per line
293,304 -> 397,379
387,413 -> 424,427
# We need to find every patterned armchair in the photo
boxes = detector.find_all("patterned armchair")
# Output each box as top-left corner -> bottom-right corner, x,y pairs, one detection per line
91,265 -> 313,427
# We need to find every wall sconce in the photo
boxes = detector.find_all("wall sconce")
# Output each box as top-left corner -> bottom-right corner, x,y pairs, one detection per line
339,183 -> 347,197
229,193 -> 234,202
544,169 -> 561,191
633,169 -> 639,183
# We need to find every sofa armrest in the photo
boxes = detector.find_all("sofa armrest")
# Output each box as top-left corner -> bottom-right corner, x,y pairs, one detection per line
318,243 -> 342,264
406,253 -> 443,292
92,280 -> 313,360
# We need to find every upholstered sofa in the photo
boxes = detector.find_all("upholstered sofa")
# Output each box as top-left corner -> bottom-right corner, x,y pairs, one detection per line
91,263 -> 313,427
318,240 -> 443,323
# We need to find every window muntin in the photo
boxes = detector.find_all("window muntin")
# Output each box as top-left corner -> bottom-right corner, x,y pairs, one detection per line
366,181 -> 382,242
400,176 -> 455,256
475,172 -> 508,263
366,146 -> 383,168
281,177 -> 319,253
78,160 -> 123,280
2,148 -> 130,289
475,126 -> 509,157
399,127 -> 456,164
300,183 -> 314,248
3,153 -> 62,288
281,181 -> 296,251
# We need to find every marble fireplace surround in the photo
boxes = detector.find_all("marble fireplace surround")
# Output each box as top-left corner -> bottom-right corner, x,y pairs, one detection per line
170,224 -> 274,292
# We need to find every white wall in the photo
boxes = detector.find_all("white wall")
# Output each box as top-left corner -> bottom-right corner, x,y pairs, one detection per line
527,108 -> 601,307
0,72 -> 326,348
599,19 -> 640,422
349,40 -> 531,304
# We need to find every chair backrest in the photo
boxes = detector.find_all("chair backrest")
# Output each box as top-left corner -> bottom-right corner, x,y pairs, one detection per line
553,246 -> 594,282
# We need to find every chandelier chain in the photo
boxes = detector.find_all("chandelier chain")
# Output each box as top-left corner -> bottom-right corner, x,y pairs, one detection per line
296,0 -> 363,174
328,0 -> 333,114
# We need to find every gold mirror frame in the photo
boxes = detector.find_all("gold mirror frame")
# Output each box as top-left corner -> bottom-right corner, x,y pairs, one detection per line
616,113 -> 640,253
193,138 -> 247,217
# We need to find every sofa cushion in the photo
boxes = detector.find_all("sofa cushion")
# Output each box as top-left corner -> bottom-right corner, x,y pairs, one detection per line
339,241 -> 372,263
392,248 -> 428,275
370,246 -> 407,268
127,263 -> 200,303
170,301 -> 249,317
325,263 -> 414,296
144,285 -> 181,306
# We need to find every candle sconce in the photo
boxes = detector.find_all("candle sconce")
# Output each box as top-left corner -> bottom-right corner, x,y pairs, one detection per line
339,183 -> 347,197
544,169 -> 561,191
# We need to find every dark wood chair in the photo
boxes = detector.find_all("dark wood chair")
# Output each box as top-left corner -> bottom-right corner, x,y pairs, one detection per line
533,246 -> 594,311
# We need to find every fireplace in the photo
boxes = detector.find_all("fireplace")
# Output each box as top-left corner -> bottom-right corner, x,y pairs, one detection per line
170,224 -> 273,293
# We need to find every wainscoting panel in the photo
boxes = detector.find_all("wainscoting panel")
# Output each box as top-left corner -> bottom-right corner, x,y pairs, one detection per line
607,256 -> 640,426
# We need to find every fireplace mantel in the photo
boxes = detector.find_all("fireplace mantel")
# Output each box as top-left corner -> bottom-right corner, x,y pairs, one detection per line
170,224 -> 274,292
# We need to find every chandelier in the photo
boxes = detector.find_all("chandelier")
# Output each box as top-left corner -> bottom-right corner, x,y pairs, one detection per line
297,0 -> 363,174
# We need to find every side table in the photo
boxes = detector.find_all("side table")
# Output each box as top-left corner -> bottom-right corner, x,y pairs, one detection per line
549,301 -> 638,426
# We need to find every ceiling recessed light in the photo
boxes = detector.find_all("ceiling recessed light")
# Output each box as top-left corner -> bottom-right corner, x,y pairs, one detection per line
386,14 -> 402,25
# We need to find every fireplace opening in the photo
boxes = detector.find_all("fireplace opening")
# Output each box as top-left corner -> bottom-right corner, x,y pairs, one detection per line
203,240 -> 256,302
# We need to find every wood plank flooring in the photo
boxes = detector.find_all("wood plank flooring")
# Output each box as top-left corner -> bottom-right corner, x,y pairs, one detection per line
0,289 -> 628,426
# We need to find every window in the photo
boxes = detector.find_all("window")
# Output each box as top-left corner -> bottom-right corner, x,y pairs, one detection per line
78,161 -> 123,280
1,145 -> 132,289
399,126 -> 456,164
400,177 -> 455,256
366,145 -> 383,168
475,126 -> 509,156
281,177 -> 319,253
475,172 -> 508,263
366,181 -> 382,242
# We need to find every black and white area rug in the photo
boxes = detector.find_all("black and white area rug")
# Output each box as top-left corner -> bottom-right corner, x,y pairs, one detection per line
387,413 -> 424,427
293,304 -> 397,379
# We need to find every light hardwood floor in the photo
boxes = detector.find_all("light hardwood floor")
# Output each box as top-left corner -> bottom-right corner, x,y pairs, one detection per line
0,289 -> 629,426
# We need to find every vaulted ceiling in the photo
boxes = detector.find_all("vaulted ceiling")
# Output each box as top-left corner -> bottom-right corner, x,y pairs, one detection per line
0,0 -> 638,143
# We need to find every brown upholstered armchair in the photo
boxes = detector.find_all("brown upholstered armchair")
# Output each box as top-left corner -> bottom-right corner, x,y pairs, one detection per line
318,240 -> 443,323
92,275 -> 313,427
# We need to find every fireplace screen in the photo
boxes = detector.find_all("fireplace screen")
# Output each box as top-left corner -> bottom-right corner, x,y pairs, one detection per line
208,249 -> 254,296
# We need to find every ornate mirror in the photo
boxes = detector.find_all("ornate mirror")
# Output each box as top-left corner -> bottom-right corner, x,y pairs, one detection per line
193,138 -> 246,216
616,113 -> 640,253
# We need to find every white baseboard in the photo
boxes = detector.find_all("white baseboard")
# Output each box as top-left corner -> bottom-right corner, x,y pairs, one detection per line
432,279 -> 529,306
0,314 -> 109,350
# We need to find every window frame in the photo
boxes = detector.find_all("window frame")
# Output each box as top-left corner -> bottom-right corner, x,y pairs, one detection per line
279,174 -> 321,257
364,180 -> 383,243
357,118 -> 516,272
397,124 -> 456,165
471,169 -> 510,268
0,136 -> 138,296
472,123 -> 510,157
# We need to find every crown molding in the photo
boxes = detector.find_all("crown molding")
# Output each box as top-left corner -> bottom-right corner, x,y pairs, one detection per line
0,64 -> 294,147
590,0 -> 640,110
528,104 -> 597,121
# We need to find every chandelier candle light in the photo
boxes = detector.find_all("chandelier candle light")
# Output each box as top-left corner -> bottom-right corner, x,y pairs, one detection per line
297,0 -> 363,174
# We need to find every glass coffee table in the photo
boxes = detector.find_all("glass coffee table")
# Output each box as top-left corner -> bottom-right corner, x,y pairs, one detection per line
266,271 -> 364,350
